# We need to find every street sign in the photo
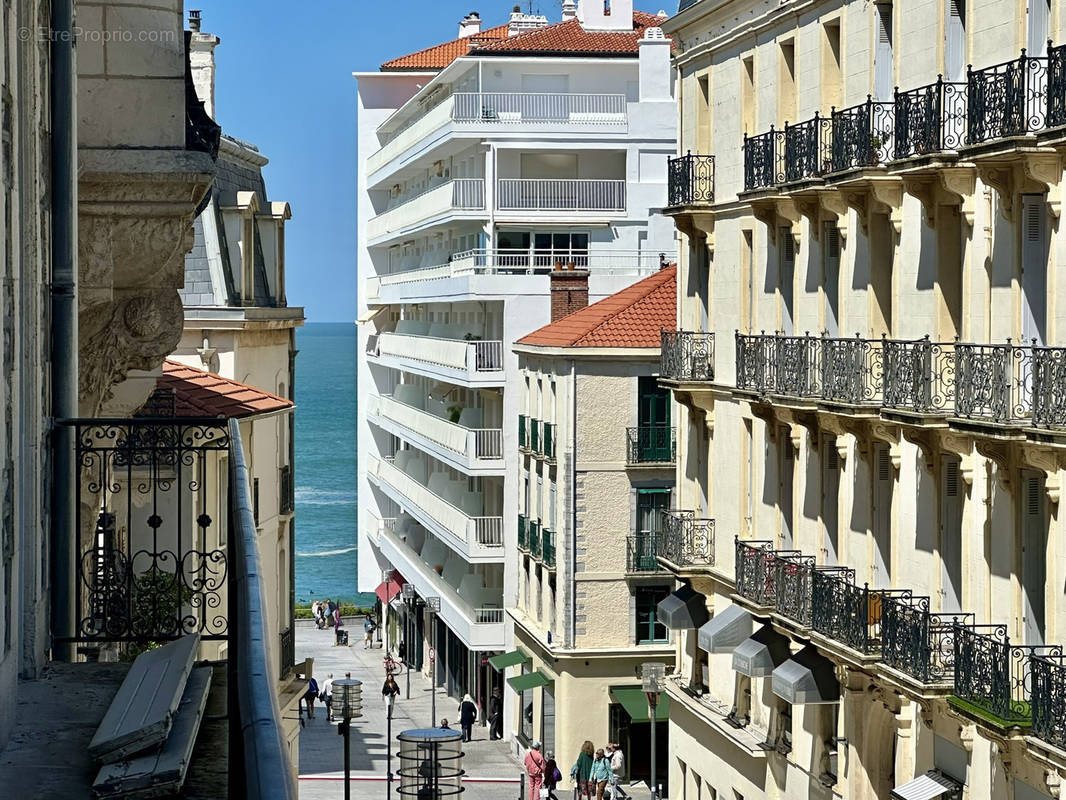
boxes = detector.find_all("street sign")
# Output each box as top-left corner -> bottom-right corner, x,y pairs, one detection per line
429,647 -> 435,661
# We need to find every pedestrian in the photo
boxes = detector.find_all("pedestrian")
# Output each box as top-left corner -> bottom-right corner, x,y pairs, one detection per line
570,740 -> 595,800
363,615 -> 376,649
382,674 -> 401,704
544,750 -> 561,800
397,638 -> 407,665
524,740 -> 546,800
458,693 -> 478,743
322,673 -> 334,721
440,718 -> 451,729
590,748 -> 613,800
311,600 -> 320,624
333,604 -> 343,644
488,687 -> 502,740
607,743 -> 628,799
302,675 -> 319,720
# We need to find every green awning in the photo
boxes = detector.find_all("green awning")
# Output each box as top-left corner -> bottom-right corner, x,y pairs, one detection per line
611,687 -> 671,722
488,649 -> 529,671
507,671 -> 551,692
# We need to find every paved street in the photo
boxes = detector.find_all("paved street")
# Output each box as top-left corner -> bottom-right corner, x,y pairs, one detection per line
295,620 -> 524,800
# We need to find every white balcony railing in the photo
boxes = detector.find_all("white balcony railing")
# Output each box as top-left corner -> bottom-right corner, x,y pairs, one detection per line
475,607 -> 505,624
367,97 -> 456,175
496,178 -> 625,212
372,332 -> 504,375
367,179 -> 485,241
369,394 -> 503,460
452,93 -> 627,125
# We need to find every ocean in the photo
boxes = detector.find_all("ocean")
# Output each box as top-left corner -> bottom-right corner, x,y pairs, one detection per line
293,322 -> 374,606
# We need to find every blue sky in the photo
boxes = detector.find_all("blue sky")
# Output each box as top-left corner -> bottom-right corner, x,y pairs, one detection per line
195,0 -> 670,322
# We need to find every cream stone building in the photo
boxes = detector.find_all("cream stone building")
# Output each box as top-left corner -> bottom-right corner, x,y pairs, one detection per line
503,265 -> 678,787
656,0 -> 1066,798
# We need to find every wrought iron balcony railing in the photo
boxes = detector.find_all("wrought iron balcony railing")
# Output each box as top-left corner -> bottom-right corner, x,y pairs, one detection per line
967,50 -> 1048,145
1050,44 -> 1066,128
661,330 -> 715,382
518,514 -> 528,551
279,464 -> 294,515
542,528 -> 556,568
952,623 -> 1063,727
626,533 -> 664,573
880,594 -> 964,684
1032,653 -> 1066,748
830,98 -> 895,172
734,541 -> 805,608
784,114 -> 833,182
773,553 -> 817,627
518,414 -> 527,450
667,152 -> 715,207
743,128 -> 786,191
279,626 -> 295,678
659,510 -> 715,567
893,77 -> 967,159
626,425 -> 676,464
881,337 -> 957,412
810,569 -> 892,655
529,521 -> 542,559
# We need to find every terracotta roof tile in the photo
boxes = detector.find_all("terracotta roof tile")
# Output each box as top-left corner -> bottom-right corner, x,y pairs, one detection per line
517,265 -> 676,349
476,12 -> 667,56
381,23 -> 511,71
137,360 -> 294,419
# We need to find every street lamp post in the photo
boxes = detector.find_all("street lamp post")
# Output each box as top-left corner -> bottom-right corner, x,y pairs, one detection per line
387,690 -> 395,800
402,582 -> 416,700
333,679 -> 363,800
426,596 -> 441,727
396,728 -> 465,798
642,662 -> 666,800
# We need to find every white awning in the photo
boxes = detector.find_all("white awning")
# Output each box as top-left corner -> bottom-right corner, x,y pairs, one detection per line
890,771 -> 963,800
697,605 -> 752,654
356,306 -> 387,325
732,625 -> 791,677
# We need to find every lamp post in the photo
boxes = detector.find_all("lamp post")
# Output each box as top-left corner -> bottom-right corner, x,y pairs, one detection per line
426,596 -> 441,727
396,728 -> 465,798
641,662 -> 666,800
387,685 -> 395,800
333,679 -> 363,800
402,582 -> 416,699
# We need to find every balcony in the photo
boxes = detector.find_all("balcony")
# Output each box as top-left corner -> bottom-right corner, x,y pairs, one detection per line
627,533 -> 666,573
542,529 -> 556,569
743,128 -> 786,191
1032,654 -> 1066,749
496,178 -> 625,213
369,330 -> 505,386
666,153 -> 715,208
366,178 -> 484,243
626,425 -> 676,465
893,78 -> 967,159
529,521 -> 542,560
830,98 -> 895,173
518,415 -> 528,451
658,510 -> 715,569
810,567 -> 889,656
366,95 -> 457,176
661,330 -> 715,382
365,454 -> 504,559
879,594 -> 962,686
518,514 -> 529,551
453,92 -> 627,126
966,51 -> 1048,145
539,422 -> 556,462
279,464 -> 294,515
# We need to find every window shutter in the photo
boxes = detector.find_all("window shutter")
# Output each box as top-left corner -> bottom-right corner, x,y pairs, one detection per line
1027,477 -> 1041,516
878,447 -> 891,481
945,0 -> 966,81
824,223 -> 840,259
874,4 -> 894,99
826,441 -> 840,470
946,460 -> 959,497
780,226 -> 795,263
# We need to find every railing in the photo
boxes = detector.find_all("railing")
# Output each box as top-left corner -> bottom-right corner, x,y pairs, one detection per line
1032,653 -> 1066,747
541,422 -> 556,461
734,542 -> 802,607
1049,44 -> 1066,128
530,418 -> 541,455
627,534 -> 664,572
667,152 -> 715,206
893,77 -> 967,158
453,178 -> 485,209
375,332 -> 505,376
475,608 -> 505,624
279,626 -> 295,678
880,594 -> 962,684
967,50 -> 1048,145
743,128 -> 785,191
452,92 -> 627,124
373,394 -> 503,461
773,553 -> 817,627
831,98 -> 894,172
952,623 -> 1062,726
542,529 -> 556,568
955,342 -> 1032,424
279,464 -> 294,515
529,522 -> 542,559
475,517 -> 504,548
784,114 -> 833,182
659,510 -> 715,567
496,178 -> 626,212
661,330 -> 715,382
882,337 -> 957,413
367,179 -> 485,241
821,335 -> 883,405
518,415 -> 528,450
518,514 -> 528,551
626,425 -> 676,464
474,429 -> 503,459
475,341 -> 504,371
810,569 -> 886,655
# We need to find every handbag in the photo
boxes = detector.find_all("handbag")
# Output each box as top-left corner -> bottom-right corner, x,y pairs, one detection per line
552,767 -> 563,784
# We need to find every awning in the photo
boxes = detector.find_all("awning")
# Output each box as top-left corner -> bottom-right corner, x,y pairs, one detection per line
488,649 -> 529,671
375,572 -> 406,606
507,671 -> 551,693
657,585 -> 709,631
698,605 -> 753,654
771,646 -> 840,705
733,625 -> 792,677
356,306 -> 387,325
890,770 -> 963,800
611,687 -> 671,723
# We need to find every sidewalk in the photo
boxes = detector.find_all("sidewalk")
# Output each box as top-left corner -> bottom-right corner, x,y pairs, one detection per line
295,621 -> 524,800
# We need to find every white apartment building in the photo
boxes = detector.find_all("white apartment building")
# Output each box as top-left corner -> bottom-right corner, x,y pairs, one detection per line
657,0 -> 1066,799
354,0 -> 678,734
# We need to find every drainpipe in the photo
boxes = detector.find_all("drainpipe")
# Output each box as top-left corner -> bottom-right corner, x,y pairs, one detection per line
568,360 -> 577,649
50,0 -> 78,661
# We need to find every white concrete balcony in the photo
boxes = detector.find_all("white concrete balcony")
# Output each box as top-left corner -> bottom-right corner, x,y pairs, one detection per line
367,331 -> 505,387
365,454 -> 504,562
365,392 -> 504,475
366,97 -> 456,176
377,517 -> 505,650
496,178 -> 625,213
366,179 -> 485,245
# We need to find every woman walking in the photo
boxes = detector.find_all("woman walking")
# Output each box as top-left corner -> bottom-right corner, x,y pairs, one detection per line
524,740 -> 546,800
590,748 -> 613,800
458,693 -> 478,743
544,750 -> 561,800
382,673 -> 401,714
570,740 -> 595,800
302,675 -> 319,720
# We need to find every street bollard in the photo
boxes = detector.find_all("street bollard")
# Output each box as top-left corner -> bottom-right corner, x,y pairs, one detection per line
519,771 -> 526,800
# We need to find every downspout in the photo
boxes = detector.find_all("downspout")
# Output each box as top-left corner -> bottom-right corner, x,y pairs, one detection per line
50,0 -> 77,661
568,359 -> 577,649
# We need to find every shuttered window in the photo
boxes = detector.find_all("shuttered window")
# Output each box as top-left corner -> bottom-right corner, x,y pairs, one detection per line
945,0 -> 966,81
874,3 -> 894,100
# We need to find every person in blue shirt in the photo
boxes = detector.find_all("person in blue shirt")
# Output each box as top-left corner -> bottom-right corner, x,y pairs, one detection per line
589,748 -> 613,799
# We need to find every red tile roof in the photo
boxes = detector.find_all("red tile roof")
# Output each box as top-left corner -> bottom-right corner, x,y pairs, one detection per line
139,360 -> 294,419
477,12 -> 667,56
518,265 -> 676,349
381,23 -> 511,71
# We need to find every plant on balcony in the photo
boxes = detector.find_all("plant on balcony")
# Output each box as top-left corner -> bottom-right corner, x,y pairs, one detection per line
447,404 -> 463,423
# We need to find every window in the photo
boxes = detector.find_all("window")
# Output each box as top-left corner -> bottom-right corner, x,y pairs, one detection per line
822,21 -> 842,110
779,226 -> 795,335
635,586 -> 670,644
521,665 -> 534,742
778,40 -> 796,125
945,0 -> 966,81
874,3 -> 893,100
741,56 -> 755,135
637,377 -> 672,461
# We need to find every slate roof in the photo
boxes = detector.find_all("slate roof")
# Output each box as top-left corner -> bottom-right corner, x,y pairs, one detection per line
138,360 -> 293,419
476,12 -> 666,57
517,265 -> 676,349
380,23 -> 511,71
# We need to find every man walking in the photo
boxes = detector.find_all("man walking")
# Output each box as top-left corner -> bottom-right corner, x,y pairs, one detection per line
458,693 -> 478,743
363,615 -> 376,649
488,687 -> 502,740
322,673 -> 334,721
607,743 -> 628,799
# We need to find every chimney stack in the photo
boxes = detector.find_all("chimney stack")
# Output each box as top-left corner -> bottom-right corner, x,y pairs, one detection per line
188,12 -> 220,119
550,265 -> 590,322
188,9 -> 201,31
561,0 -> 578,20
458,11 -> 482,38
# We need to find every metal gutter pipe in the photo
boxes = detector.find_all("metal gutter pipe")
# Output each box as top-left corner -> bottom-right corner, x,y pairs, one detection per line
569,359 -> 577,649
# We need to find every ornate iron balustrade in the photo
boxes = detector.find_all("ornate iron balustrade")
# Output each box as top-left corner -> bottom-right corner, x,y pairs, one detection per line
774,554 -> 817,626
830,98 -> 895,172
661,330 -> 715,382
1049,44 -> 1066,128
627,534 -> 664,572
955,342 -> 1033,424
659,510 -> 715,567
893,78 -> 967,158
279,464 -> 294,515
529,522 -> 542,559
881,594 -> 964,684
735,332 -> 777,393
734,540 -> 801,607
774,333 -> 821,397
784,115 -> 833,183
1031,346 -> 1066,426
668,152 -> 715,207
952,623 -> 1062,726
626,425 -> 676,464
743,128 -> 785,191
821,335 -> 884,405
542,529 -> 556,568
279,626 -> 295,677
518,514 -> 528,551
1032,653 -> 1066,748
967,50 -> 1048,144
882,337 -> 957,413
810,569 -> 889,655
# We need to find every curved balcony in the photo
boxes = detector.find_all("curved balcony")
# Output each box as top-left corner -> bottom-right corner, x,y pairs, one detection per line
366,179 -> 484,244
367,331 -> 504,387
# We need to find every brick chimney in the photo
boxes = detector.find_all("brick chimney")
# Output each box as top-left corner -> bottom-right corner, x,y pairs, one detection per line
550,265 -> 590,322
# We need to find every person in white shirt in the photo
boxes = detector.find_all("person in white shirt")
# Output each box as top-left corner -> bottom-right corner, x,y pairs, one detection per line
607,743 -> 628,799
322,673 -> 334,721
